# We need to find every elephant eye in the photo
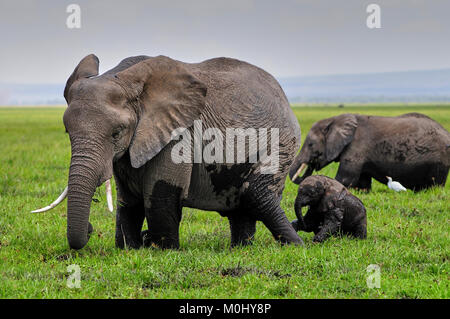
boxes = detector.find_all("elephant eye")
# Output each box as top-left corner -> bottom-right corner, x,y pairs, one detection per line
112,129 -> 122,140
112,125 -> 126,140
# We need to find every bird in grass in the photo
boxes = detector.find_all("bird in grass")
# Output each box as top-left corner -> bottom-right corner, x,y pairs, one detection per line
386,176 -> 407,192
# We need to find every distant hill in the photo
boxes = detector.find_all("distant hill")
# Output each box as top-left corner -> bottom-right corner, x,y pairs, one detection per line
1,68 -> 450,105
279,68 -> 450,104
0,83 -> 65,106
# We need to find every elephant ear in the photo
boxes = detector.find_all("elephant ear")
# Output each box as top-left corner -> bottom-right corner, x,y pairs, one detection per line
325,114 -> 358,162
116,56 -> 207,168
64,54 -> 99,103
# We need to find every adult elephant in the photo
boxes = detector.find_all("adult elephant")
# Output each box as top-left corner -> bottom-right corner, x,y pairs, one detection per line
34,54 -> 304,250
289,113 -> 450,191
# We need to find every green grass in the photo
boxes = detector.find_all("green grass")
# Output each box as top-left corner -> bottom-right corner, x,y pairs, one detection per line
0,105 -> 449,298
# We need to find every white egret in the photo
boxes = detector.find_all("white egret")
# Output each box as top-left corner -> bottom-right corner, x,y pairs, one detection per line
386,176 -> 407,192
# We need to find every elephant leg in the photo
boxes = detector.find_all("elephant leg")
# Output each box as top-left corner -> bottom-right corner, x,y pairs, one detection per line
355,173 -> 372,191
418,164 -> 449,190
292,216 -> 315,233
435,166 -> 449,186
313,223 -> 339,242
313,208 -> 343,243
335,163 -> 361,188
291,219 -> 301,232
261,205 -> 304,245
145,181 -> 183,249
233,173 -> 304,245
350,223 -> 367,239
145,206 -> 182,249
295,209 -> 319,233
115,203 -> 145,249
245,188 -> 303,245
292,218 -> 317,233
227,211 -> 257,247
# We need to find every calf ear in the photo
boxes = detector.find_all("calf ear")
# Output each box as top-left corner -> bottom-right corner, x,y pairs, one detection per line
325,114 -> 358,162
115,56 -> 207,168
64,54 -> 99,103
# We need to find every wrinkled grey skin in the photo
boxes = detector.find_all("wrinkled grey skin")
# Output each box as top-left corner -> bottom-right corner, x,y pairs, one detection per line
62,54 -> 304,250
289,113 -> 450,191
291,175 -> 367,242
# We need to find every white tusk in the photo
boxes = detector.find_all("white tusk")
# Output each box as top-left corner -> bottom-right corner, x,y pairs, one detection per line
31,186 -> 68,213
292,163 -> 308,182
105,179 -> 114,212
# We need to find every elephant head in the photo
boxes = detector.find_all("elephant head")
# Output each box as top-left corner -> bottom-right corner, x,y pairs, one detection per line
293,177 -> 325,231
35,54 -> 207,249
289,114 -> 358,184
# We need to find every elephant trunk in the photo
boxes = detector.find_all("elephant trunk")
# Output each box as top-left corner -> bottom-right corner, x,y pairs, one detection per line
293,197 -> 306,230
289,151 -> 314,184
66,138 -> 111,250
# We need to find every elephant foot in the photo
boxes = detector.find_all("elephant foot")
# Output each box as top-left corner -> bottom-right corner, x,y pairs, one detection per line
312,235 -> 327,243
227,212 -> 256,248
115,204 -> 145,249
114,226 -> 144,249
141,230 -> 179,249
349,226 -> 367,239
230,237 -> 254,248
87,222 -> 94,238
291,219 -> 301,232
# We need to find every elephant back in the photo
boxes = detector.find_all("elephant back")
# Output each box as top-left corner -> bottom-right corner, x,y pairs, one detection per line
188,57 -> 300,144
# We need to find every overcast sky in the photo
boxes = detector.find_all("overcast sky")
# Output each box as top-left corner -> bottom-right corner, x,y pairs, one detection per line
1,0 -> 449,84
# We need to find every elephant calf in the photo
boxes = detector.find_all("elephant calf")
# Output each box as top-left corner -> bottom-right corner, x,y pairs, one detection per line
291,175 -> 367,242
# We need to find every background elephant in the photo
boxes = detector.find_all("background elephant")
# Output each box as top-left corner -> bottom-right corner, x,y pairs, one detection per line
289,113 -> 450,191
38,54 -> 304,250
291,175 -> 367,242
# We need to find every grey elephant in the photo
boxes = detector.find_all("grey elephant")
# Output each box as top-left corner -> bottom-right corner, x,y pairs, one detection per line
290,113 -> 450,191
34,54 -> 304,250
291,175 -> 367,242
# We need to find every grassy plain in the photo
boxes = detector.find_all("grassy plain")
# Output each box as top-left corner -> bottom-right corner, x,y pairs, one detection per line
0,105 -> 448,298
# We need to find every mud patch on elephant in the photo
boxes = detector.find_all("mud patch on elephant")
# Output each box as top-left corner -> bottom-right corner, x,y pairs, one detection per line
393,140 -> 411,162
415,145 -> 430,154
206,163 -> 253,195
375,141 -> 393,156
375,139 -> 413,162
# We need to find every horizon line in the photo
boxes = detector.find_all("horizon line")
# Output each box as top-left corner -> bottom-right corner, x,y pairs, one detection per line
2,67 -> 450,86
